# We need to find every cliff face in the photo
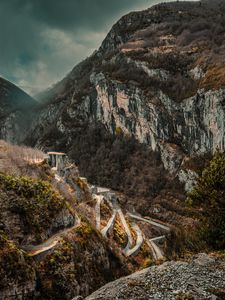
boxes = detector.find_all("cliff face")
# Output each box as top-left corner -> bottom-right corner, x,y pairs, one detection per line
0,78 -> 37,143
26,1 -> 225,179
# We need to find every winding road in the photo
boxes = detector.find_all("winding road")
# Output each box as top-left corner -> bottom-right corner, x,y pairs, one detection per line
147,239 -> 164,260
117,208 -> 133,254
22,152 -> 168,261
95,195 -> 104,230
94,190 -> 169,259
127,213 -> 170,232
25,215 -> 81,257
124,224 -> 143,257
101,211 -> 117,237
25,180 -> 168,261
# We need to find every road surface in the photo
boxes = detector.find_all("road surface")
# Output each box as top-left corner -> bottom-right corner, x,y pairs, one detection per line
147,239 -> 164,260
117,208 -> 133,253
101,211 -> 117,237
124,224 -> 143,257
95,195 -> 104,230
25,215 -> 81,257
127,213 -> 170,232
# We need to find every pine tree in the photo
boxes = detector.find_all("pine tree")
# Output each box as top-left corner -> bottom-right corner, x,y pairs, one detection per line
187,151 -> 225,250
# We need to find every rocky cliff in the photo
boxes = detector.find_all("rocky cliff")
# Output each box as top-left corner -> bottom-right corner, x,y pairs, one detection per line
25,1 -> 225,180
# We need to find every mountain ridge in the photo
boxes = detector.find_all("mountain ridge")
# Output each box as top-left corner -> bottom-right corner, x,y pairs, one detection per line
0,77 -> 37,143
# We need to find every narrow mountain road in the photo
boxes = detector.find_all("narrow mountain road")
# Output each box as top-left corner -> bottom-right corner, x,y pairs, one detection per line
101,210 -> 117,237
117,208 -> 133,253
124,224 -> 143,257
127,213 -> 170,232
150,235 -> 166,242
25,215 -> 81,257
147,239 -> 164,260
128,213 -> 168,260
95,195 -> 104,230
93,190 -> 165,259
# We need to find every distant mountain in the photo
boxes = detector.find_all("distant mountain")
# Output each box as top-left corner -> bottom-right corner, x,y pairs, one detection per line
0,77 -> 37,143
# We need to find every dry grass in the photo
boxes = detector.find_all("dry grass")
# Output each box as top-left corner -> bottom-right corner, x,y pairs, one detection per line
200,64 -> 225,90
0,140 -> 47,176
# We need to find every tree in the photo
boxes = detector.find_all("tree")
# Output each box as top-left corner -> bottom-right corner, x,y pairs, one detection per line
187,151 -> 225,249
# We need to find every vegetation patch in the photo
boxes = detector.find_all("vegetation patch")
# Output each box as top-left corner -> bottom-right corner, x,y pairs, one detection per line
100,201 -> 112,220
75,177 -> 88,191
0,173 -> 67,242
37,219 -> 128,299
74,219 -> 98,246
0,230 -> 34,290
187,151 -> 225,250
112,218 -> 127,248
200,64 -> 225,90
182,153 -> 212,175
131,241 -> 153,270
166,152 -> 225,258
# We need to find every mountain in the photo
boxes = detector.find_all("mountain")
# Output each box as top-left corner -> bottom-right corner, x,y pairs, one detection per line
28,0 -> 225,158
22,0 -> 225,219
0,77 -> 37,143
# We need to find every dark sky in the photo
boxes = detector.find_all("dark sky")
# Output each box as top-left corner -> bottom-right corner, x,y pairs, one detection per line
0,0 -> 195,95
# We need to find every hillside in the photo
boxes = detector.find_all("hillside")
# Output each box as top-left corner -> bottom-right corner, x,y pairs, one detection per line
0,141 -> 131,299
0,143 -> 224,299
1,141 -> 177,299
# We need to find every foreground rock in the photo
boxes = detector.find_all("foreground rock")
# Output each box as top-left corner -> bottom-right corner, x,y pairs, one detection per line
86,253 -> 225,300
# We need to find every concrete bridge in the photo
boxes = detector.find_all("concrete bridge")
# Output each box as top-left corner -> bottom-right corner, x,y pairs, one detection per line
48,152 -> 67,172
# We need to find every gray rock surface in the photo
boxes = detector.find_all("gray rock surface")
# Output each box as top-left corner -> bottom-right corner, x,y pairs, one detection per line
86,254 -> 225,300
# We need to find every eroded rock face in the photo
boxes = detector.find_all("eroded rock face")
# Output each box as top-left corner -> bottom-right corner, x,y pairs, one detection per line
88,72 -> 225,171
25,1 -> 225,176
85,253 -> 225,300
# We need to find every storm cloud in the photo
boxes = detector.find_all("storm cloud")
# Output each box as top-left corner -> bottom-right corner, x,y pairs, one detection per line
0,0 -> 195,95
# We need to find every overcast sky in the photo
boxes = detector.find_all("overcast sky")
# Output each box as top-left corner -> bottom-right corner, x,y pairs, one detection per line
0,0 -> 195,95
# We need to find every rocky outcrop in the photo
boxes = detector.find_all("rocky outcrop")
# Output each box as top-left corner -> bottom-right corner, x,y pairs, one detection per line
86,253 -> 225,300
89,73 -> 225,163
